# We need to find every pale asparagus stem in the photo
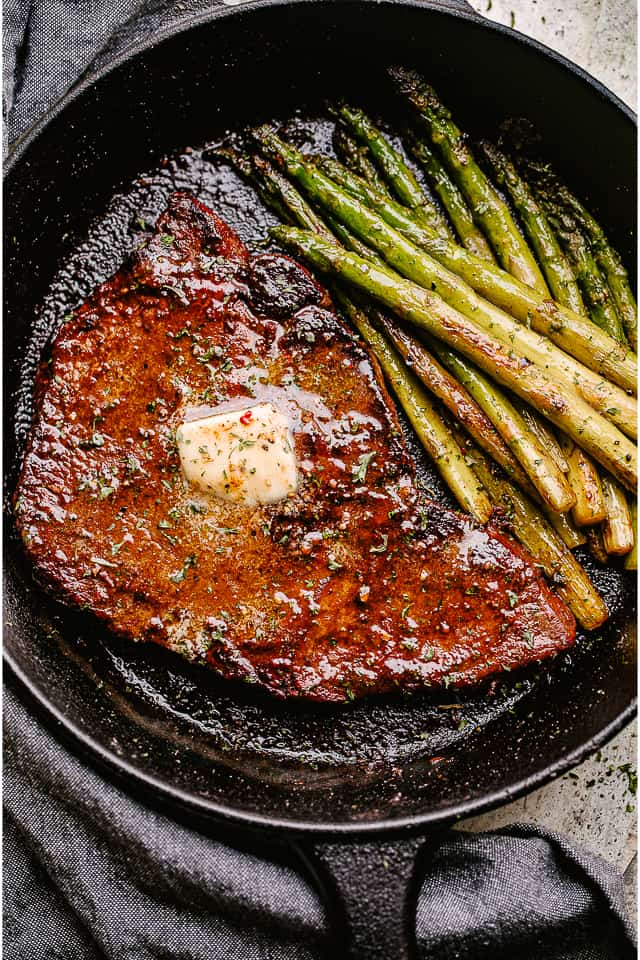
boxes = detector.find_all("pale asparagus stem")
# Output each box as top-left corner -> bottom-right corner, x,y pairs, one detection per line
457,433 -> 608,629
624,500 -> 638,570
542,507 -> 587,549
390,67 -> 549,295
375,314 -> 535,490
520,409 -> 569,475
310,153 -> 637,400
426,344 -> 575,513
337,296 -> 493,522
375,315 -> 586,547
527,179 -> 633,555
321,211 -> 591,545
557,435 -> 607,527
270,226 -> 638,492
336,104 -> 455,239
478,142 -> 587,316
536,185 -> 636,558
407,135 -> 497,263
601,476 -> 634,556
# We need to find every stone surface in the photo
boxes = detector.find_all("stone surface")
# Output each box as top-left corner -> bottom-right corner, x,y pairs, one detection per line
462,0 -> 637,918
467,0 -> 637,109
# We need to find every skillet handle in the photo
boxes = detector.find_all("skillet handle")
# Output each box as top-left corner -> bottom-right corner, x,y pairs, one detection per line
298,834 -> 429,959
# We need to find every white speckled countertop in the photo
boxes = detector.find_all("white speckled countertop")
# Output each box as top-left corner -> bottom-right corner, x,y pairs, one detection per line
461,0 -> 637,917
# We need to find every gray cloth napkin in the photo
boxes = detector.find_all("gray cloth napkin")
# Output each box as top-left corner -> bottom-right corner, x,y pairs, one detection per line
3,3 -> 637,958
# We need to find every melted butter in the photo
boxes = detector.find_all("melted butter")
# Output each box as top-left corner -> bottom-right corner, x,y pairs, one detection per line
177,402 -> 298,505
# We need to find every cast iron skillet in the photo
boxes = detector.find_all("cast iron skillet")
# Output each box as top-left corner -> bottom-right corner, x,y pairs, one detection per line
4,0 -> 637,955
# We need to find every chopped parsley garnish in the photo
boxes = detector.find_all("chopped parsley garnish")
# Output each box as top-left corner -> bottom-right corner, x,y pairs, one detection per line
352,451 -> 375,484
369,533 -> 388,554
168,554 -> 197,584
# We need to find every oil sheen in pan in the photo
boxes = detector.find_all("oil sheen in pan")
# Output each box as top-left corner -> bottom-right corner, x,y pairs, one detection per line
12,114 -> 634,781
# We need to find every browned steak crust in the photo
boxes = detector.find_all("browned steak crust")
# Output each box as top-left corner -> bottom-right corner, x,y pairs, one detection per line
14,192 -> 576,702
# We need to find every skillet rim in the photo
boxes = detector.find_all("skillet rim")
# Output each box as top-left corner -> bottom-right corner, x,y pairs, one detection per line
3,0 -> 637,836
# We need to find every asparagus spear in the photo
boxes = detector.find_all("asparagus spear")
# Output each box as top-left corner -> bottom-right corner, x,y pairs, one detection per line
484,160 -> 613,534
569,203 -> 637,353
557,435 -> 607,527
370,314 -> 585,547
537,185 -> 635,555
338,296 -> 493,521
333,124 -> 389,194
427,345 -> 575,513
390,67 -> 549,295
407,134 -> 497,263
520,409 -> 569,475
309,152 -> 637,404
624,499 -> 638,570
543,507 -> 587,550
457,434 -> 608,629
478,142 -> 587,316
541,201 -> 627,345
336,104 -> 455,239
601,476 -> 635,556
258,136 -> 636,436
375,315 -> 536,490
271,226 -> 638,492
528,161 -> 638,351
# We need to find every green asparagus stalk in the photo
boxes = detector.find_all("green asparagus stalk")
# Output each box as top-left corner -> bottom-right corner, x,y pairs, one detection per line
258,136 -> 636,436
541,201 -> 627,345
427,345 -> 575,513
569,203 -> 637,353
336,104 -> 455,239
338,297 -> 492,521
520,409 -> 569,475
375,315 -> 536,490
390,67 -> 549,295
478,142 -> 587,316
557,435 -> 607,527
324,213 -> 387,267
375,315 -> 586,547
458,434 -> 608,629
271,226 -> 638,492
527,161 -> 637,351
543,507 -> 587,550
407,134 -> 496,263
601,475 -> 634,556
624,499 -> 638,570
333,124 -> 390,194
308,152 -> 637,405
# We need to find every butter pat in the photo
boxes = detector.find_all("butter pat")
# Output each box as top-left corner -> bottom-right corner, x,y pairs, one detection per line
177,402 -> 297,505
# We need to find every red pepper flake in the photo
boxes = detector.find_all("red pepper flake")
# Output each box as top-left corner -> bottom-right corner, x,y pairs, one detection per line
239,410 -> 253,426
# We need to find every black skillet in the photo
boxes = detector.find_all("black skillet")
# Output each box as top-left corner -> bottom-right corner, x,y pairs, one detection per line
3,0 -> 637,956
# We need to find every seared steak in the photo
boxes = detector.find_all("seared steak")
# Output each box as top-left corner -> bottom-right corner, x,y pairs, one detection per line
15,192 -> 575,702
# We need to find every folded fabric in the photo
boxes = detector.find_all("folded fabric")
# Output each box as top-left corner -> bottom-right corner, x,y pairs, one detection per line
4,684 -> 635,960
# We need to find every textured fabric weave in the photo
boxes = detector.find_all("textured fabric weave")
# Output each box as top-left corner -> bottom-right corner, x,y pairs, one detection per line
3,3 -> 637,957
